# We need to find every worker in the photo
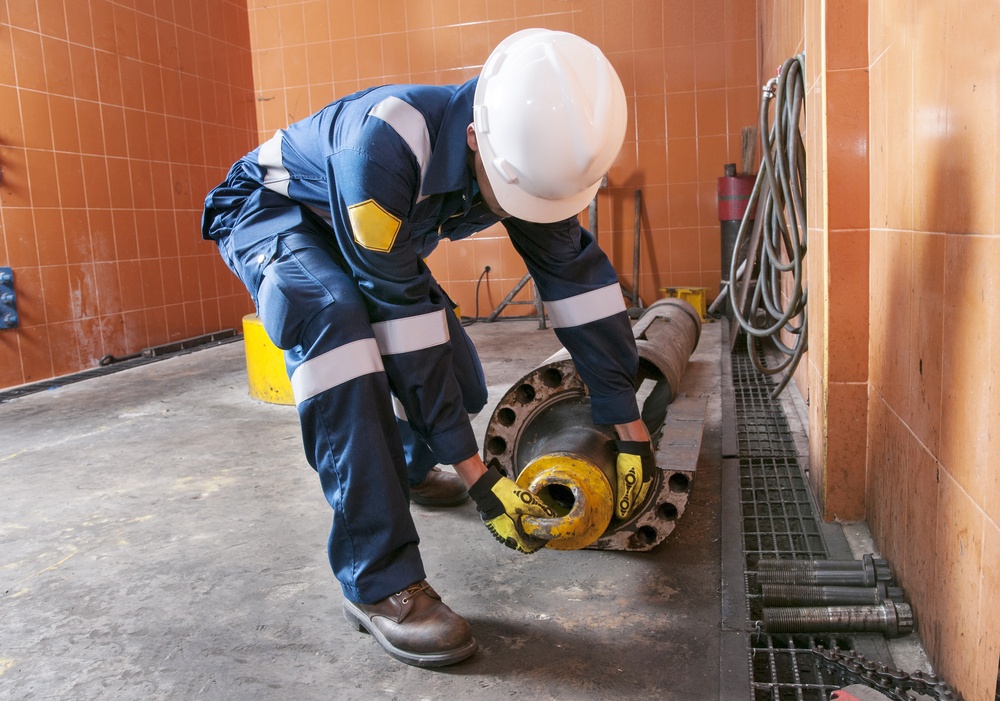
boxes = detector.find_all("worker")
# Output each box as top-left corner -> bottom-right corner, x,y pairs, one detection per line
201,28 -> 653,668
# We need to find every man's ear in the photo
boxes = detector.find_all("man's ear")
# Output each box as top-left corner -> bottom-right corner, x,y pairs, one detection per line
466,124 -> 479,152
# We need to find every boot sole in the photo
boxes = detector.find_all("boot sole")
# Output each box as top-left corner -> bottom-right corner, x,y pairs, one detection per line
342,600 -> 478,668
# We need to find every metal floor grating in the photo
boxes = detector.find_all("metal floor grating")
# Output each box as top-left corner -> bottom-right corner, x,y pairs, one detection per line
733,385 -> 799,457
729,344 -> 848,701
730,344 -> 799,458
750,633 -> 859,701
740,456 -> 828,621
726,341 -> 961,701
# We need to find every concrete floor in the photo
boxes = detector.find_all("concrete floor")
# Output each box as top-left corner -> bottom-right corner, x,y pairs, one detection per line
0,319 -> 725,701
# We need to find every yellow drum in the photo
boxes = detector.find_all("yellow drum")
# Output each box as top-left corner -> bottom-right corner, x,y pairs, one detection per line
242,314 -> 294,405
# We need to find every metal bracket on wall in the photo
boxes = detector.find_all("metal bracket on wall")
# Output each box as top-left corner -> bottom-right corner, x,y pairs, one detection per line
0,267 -> 17,329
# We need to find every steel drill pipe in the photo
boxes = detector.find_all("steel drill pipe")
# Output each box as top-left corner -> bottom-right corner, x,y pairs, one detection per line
761,601 -> 914,638
754,569 -> 883,587
756,553 -> 890,574
754,553 -> 893,587
482,298 -> 702,551
760,582 -> 905,607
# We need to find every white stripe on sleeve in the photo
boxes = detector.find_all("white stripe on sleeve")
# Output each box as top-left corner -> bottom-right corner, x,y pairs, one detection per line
257,130 -> 291,197
369,96 -> 431,202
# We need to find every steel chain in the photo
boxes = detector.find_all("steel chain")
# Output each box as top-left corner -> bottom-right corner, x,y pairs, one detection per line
811,645 -> 962,701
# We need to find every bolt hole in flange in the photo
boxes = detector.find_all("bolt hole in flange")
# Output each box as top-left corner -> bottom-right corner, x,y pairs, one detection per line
634,526 -> 658,546
668,473 -> 691,493
486,457 -> 509,476
515,383 -> 536,403
497,407 -> 516,427
658,502 -> 679,521
486,435 -> 507,455
540,368 -> 563,388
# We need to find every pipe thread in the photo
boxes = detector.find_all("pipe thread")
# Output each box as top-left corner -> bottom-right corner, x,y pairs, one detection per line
761,602 -> 913,637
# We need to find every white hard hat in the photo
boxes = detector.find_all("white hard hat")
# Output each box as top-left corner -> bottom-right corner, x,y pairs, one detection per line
473,29 -> 627,224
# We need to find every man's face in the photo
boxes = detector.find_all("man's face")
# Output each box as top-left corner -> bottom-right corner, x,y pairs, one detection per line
466,124 -> 510,219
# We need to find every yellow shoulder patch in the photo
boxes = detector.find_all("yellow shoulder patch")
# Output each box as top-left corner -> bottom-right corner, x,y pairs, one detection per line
347,199 -> 401,253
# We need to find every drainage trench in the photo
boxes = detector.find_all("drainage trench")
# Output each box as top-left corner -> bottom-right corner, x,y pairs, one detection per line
725,340 -> 904,701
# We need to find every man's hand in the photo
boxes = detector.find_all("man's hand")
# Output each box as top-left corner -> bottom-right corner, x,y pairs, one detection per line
615,440 -> 653,520
468,467 -> 555,553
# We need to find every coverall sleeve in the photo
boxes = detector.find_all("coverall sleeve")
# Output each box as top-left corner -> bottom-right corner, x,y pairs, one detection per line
325,143 -> 478,466
503,216 -> 641,426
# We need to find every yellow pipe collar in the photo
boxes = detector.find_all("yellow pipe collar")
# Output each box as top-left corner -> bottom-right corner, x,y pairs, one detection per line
518,453 -> 614,551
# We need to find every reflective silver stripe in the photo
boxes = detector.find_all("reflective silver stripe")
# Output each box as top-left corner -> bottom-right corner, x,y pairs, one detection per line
369,96 -> 431,202
391,394 -> 408,421
371,309 -> 449,355
290,338 -> 384,405
543,283 -> 626,329
258,130 -> 290,197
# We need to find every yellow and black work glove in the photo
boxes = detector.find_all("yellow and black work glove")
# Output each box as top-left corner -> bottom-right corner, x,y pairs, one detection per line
615,440 -> 654,520
468,467 -> 556,554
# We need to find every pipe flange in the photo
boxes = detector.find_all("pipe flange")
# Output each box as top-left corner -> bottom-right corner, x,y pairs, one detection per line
482,359 -> 588,477
482,299 -> 702,551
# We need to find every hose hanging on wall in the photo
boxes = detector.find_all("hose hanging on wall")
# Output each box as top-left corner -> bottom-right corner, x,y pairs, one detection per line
726,54 -> 807,399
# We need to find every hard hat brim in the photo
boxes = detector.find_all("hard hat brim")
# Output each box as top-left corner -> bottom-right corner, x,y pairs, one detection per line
478,144 -> 603,224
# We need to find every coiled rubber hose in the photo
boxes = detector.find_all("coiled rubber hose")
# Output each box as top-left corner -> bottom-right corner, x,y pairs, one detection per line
728,54 -> 807,398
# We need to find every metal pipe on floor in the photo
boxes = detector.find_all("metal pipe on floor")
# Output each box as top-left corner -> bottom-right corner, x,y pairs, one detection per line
754,553 -> 893,587
760,582 -> 905,607
761,601 -> 914,638
755,553 -> 890,573
482,298 -> 701,551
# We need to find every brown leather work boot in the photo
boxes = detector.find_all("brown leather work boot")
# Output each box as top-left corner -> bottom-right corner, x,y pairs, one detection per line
410,466 -> 469,507
343,581 -> 478,667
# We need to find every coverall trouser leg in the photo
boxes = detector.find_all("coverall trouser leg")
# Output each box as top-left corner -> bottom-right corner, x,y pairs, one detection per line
213,185 -> 488,604
221,212 -> 422,605
395,295 -> 488,486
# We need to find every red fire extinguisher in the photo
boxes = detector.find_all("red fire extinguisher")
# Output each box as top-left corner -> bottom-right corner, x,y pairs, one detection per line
717,163 -> 755,319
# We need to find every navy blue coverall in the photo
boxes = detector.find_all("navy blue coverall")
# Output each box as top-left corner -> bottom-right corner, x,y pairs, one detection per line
202,78 -> 640,605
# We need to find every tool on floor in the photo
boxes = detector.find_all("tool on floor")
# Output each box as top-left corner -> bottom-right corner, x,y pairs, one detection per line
100,329 -> 237,366
482,297 -> 702,550
811,646 -> 962,701
755,553 -> 917,639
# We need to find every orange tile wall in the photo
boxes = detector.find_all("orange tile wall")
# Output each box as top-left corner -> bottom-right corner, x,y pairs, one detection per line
762,1 -> 1000,698
867,1 -> 1000,699
246,0 -> 760,318
0,0 -> 257,389
817,0 -> 871,524
760,0 -> 871,523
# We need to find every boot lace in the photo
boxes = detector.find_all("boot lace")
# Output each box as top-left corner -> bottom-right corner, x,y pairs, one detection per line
397,580 -> 431,605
